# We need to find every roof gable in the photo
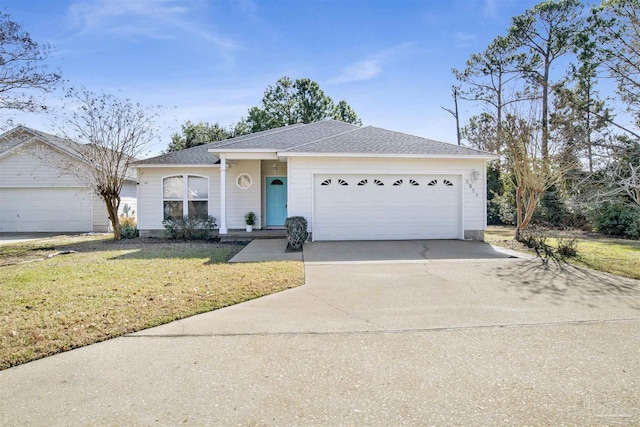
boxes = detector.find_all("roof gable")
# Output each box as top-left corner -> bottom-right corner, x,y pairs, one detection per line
0,125 -> 137,180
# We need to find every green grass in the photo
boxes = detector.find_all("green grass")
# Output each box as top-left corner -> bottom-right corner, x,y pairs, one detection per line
0,235 -> 305,370
485,226 -> 640,280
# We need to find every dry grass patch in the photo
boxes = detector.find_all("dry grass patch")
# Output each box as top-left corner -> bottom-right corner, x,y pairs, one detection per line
0,235 -> 304,370
486,226 -> 640,280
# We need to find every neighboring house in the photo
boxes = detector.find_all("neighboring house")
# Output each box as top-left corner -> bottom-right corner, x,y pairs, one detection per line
0,126 -> 137,233
135,120 -> 496,241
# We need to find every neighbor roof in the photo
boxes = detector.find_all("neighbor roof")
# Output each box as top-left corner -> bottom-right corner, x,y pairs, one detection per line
0,125 -> 137,180
135,119 -> 493,166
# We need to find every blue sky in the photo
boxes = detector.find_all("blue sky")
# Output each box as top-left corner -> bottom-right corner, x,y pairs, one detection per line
4,0 -> 543,155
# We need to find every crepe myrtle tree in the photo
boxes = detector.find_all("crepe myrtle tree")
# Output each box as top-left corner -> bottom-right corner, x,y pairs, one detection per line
501,105 -> 576,241
60,88 -> 161,240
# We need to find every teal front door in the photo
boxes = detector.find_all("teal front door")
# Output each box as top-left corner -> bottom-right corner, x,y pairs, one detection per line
266,177 -> 288,226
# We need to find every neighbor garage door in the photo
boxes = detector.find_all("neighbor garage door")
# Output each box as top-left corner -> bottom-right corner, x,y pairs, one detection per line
0,187 -> 92,232
313,174 -> 461,241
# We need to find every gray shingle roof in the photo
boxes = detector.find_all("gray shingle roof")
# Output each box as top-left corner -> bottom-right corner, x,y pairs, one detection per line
134,122 -> 312,165
211,120 -> 359,150
283,126 -> 489,156
134,119 -> 493,166
0,126 -> 83,156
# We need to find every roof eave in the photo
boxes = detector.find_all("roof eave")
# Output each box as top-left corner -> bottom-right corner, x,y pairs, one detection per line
278,152 -> 499,160
135,163 -> 220,168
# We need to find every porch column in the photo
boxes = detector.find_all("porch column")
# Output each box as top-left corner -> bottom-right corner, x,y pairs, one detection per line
219,157 -> 228,234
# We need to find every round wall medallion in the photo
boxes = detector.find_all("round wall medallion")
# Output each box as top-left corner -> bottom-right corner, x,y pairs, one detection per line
236,173 -> 252,189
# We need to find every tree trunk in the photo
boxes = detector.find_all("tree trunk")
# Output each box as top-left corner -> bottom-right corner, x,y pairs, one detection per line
103,195 -> 122,240
515,186 -> 523,241
454,88 -> 461,146
541,62 -> 550,163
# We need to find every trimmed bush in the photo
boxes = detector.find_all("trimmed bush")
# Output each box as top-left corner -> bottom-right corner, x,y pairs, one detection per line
284,216 -> 308,251
119,215 -> 138,239
163,216 -> 218,240
591,202 -> 640,240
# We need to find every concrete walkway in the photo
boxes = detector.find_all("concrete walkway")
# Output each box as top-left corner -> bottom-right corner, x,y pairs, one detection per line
1,241 -> 638,425
228,238 -> 302,262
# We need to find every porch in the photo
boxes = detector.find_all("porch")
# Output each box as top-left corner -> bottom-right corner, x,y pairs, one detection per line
218,157 -> 288,235
220,228 -> 287,242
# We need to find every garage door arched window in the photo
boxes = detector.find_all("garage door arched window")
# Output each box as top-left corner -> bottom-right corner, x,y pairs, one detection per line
163,175 -> 209,220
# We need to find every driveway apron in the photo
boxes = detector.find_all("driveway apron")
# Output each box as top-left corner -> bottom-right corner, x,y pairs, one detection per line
1,240 -> 639,426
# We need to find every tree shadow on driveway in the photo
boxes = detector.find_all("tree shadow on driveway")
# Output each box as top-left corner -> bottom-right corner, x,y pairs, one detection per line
492,257 -> 640,310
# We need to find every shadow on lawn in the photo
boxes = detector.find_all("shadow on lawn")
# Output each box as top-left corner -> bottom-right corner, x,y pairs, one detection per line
0,236 -> 246,265
493,257 -> 640,310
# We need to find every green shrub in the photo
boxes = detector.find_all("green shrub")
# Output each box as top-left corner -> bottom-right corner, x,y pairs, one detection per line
284,216 -> 308,251
556,236 -> 578,258
591,202 -> 640,240
119,216 -> 138,239
163,216 -> 218,240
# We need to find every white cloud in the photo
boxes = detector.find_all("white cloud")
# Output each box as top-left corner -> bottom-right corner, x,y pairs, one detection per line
67,0 -> 237,50
329,60 -> 382,84
484,0 -> 499,18
455,32 -> 476,43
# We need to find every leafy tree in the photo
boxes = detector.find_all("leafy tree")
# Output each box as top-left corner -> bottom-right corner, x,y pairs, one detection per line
0,10 -> 61,115
462,112 -> 499,152
590,0 -> 640,131
551,57 -> 610,173
295,78 -> 334,123
60,88 -> 161,240
454,35 -> 533,154
507,0 -> 585,162
333,99 -> 362,126
167,120 -> 229,152
245,76 -> 361,132
230,118 -> 251,137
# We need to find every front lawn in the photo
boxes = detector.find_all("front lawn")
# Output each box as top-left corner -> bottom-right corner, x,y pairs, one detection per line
0,235 -> 305,370
485,226 -> 640,280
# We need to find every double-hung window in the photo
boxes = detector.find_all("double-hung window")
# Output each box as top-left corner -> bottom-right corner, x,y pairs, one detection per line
163,175 -> 208,220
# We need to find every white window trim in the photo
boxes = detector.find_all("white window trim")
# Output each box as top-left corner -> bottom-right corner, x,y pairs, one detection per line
162,174 -> 209,219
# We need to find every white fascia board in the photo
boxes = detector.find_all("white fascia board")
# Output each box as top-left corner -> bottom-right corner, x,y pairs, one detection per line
278,152 -> 499,161
207,148 -> 278,153
0,140 -> 29,159
209,150 -> 279,160
134,164 -> 220,168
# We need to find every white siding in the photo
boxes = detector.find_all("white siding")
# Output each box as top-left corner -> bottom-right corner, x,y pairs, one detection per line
136,166 -> 220,231
226,160 -> 262,229
288,157 -> 487,235
0,142 -> 86,188
91,181 -> 138,232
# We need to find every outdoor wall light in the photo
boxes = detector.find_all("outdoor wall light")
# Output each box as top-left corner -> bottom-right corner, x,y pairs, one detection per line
471,169 -> 480,182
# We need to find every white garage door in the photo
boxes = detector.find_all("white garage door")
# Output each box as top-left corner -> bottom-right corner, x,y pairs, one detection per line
314,174 -> 462,241
0,188 -> 92,232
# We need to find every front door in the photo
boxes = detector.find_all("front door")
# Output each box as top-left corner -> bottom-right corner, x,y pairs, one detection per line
266,177 -> 288,227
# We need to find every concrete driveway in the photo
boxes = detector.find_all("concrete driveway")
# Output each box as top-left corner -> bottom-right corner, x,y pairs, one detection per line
1,240 -> 639,425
